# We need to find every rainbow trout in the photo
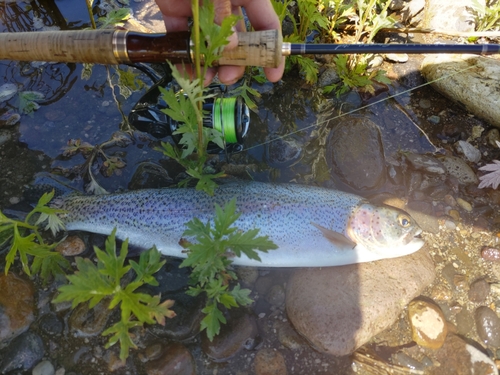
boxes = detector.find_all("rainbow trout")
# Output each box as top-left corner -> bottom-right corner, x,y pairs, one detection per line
53,182 -> 424,267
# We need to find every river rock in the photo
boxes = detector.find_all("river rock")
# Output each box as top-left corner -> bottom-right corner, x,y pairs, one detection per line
32,360 -> 55,375
455,141 -> 481,163
438,155 -> 479,185
286,249 -> 435,356
475,306 -> 500,347
254,349 -> 288,375
327,116 -> 386,190
0,331 -> 44,373
421,55 -> 500,129
0,273 -> 35,346
68,297 -> 112,337
468,278 -> 490,303
429,333 -> 496,375
422,0 -> 477,32
407,298 -> 447,349
201,310 -> 258,361
145,342 -> 196,375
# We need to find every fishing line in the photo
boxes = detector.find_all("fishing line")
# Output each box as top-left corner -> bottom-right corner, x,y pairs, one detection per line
237,62 -> 480,154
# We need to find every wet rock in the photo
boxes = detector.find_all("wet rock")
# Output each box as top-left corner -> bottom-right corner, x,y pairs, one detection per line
0,331 -> 44,373
265,284 -> 285,308
429,333 -> 496,375
383,53 -> 408,63
456,197 -> 473,212
0,273 -> 35,346
405,153 -> 446,174
148,291 -> 204,341
318,66 -> 340,88
254,349 -> 287,375
55,235 -> 86,256
265,135 -> 303,168
422,55 -> 500,129
456,308 -> 475,336
0,110 -> 21,127
145,342 -> 196,375
468,278 -> 490,303
32,360 -> 55,375
68,297 -> 112,337
0,129 -> 11,146
201,310 -> 258,361
455,140 -> 481,163
38,313 -> 64,336
408,298 -> 447,349
422,0 -> 477,32
128,162 -> 173,190
438,155 -> 479,185
327,117 -> 386,190
0,83 -> 18,103
236,267 -> 259,287
277,321 -> 308,350
286,249 -> 435,356
486,128 -> 500,148
475,306 -> 500,347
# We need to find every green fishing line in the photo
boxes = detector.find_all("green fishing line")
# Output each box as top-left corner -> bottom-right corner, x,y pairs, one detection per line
213,97 -> 237,143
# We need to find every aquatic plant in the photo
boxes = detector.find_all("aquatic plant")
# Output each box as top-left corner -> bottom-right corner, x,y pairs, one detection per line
54,229 -> 176,361
0,191 -> 69,279
180,198 -> 277,341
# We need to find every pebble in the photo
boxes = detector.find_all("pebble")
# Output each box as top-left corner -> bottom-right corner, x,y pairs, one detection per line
317,66 -> 340,88
475,306 -> 500,347
405,153 -> 446,174
254,349 -> 288,375
0,273 -> 35,345
265,284 -> 286,307
68,297 -> 112,337
456,308 -> 475,337
265,135 -> 303,168
456,197 -> 473,212
55,235 -> 86,256
145,342 -> 195,375
32,360 -> 55,375
201,310 -> 258,361
468,278 -> 490,303
438,155 -> 479,185
286,250 -> 435,356
383,53 -> 408,63
455,140 -> 481,163
486,128 -> 500,148
0,111 -> 21,127
481,247 -> 500,262
408,298 -> 447,349
236,267 -> 259,287
277,322 -> 308,350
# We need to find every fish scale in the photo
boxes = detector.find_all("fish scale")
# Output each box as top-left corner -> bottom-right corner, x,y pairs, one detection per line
54,181 -> 424,267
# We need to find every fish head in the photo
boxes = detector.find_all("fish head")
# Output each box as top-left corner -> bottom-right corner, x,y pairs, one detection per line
346,203 -> 424,258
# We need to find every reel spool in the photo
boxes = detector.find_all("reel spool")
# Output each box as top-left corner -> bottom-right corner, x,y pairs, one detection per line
129,77 -> 250,153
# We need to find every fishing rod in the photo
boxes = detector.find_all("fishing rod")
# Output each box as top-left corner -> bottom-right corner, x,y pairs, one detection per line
0,29 -> 499,67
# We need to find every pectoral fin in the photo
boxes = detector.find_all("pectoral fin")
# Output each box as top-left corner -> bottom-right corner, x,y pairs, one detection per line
311,222 -> 356,249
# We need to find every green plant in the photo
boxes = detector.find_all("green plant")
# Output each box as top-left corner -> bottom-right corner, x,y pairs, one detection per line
179,198 -> 277,340
54,229 -> 176,361
0,191 -> 69,279
17,91 -> 45,115
471,0 -> 500,31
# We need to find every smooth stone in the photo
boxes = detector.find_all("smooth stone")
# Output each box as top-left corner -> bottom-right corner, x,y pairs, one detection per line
147,291 -> 204,341
68,298 -> 112,337
438,155 -> 479,185
254,349 -> 288,375
145,342 -> 195,375
265,284 -> 285,308
277,321 -> 308,350
383,53 -> 408,63
286,249 -> 436,356
55,235 -> 86,256
32,360 -> 55,375
421,55 -> 500,129
468,278 -> 490,303
128,162 -> 173,190
475,306 -> 500,347
408,298 -> 447,349
0,273 -> 35,346
456,197 -> 473,212
429,334 -> 496,375
486,129 -> 500,148
265,135 -> 302,168
456,308 -> 475,337
422,0 -> 477,32
0,111 -> 21,127
318,66 -> 340,88
201,310 -> 258,361
0,331 -> 44,373
38,313 -> 64,336
405,153 -> 446,174
455,141 -> 481,163
235,266 -> 259,288
327,117 -> 386,190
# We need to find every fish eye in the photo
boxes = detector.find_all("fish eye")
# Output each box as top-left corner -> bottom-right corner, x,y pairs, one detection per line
398,214 -> 411,228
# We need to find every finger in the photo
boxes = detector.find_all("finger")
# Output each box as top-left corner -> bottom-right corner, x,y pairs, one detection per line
217,65 -> 246,85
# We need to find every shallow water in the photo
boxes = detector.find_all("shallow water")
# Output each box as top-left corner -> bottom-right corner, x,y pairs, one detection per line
1,1 -> 500,374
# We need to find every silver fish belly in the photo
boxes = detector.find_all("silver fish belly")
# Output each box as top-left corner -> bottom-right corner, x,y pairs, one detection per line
54,182 -> 424,267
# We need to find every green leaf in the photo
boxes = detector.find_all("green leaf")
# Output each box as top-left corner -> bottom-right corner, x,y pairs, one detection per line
129,246 -> 165,286
201,302 -> 226,341
97,8 -> 131,28
102,319 -> 142,361
230,284 -> 252,306
94,229 -> 130,284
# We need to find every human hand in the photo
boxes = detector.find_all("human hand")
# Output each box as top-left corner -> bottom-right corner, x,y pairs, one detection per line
155,0 -> 285,85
